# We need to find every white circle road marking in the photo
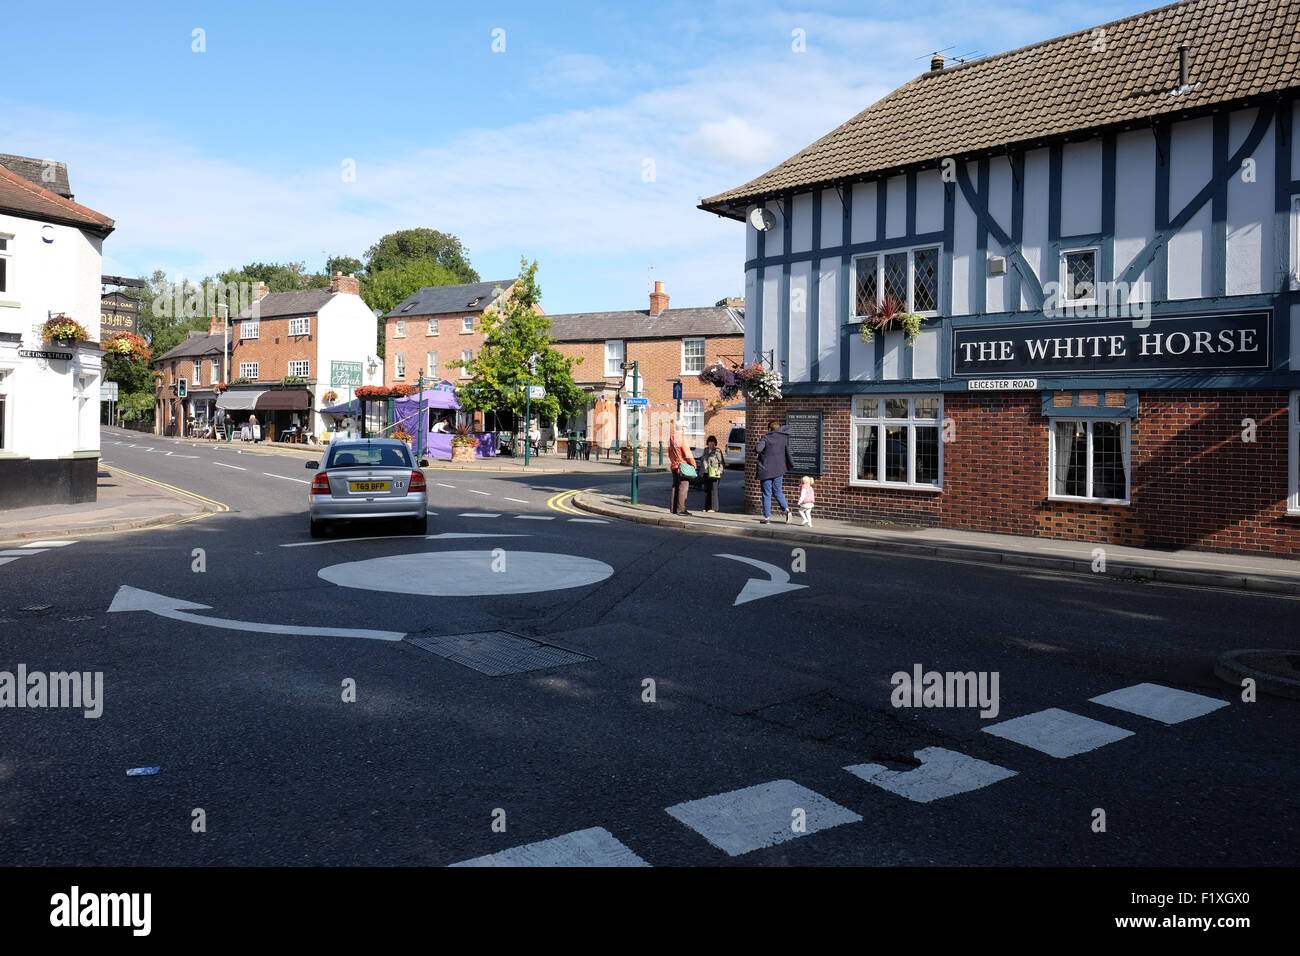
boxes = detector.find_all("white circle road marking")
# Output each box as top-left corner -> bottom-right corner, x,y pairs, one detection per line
318,550 -> 614,596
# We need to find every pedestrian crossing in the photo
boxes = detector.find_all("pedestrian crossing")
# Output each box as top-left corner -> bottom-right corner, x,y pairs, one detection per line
447,681 -> 1231,866
0,540 -> 76,568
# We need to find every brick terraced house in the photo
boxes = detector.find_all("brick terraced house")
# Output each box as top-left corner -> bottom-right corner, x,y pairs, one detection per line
152,316 -> 228,435
547,282 -> 745,452
383,278 -> 518,391
699,0 -> 1300,555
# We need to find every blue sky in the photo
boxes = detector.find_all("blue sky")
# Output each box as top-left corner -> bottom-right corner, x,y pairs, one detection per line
2,0 -> 1152,313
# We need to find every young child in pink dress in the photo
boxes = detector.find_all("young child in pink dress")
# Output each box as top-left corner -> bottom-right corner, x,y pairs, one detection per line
798,476 -> 815,526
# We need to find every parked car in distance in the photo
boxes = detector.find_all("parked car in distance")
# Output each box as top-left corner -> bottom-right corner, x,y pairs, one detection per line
306,439 -> 429,538
725,426 -> 745,468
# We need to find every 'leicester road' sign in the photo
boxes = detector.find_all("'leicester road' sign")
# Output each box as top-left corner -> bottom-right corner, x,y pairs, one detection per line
625,397 -> 648,406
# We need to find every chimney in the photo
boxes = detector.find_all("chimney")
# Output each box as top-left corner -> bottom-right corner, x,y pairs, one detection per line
649,280 -> 669,316
331,271 -> 361,296
930,53 -> 944,72
1178,41 -> 1190,89
253,281 -> 270,301
208,313 -> 225,335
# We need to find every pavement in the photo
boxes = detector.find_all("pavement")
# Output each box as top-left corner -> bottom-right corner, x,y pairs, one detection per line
574,488 -> 1300,597
0,460 -> 221,547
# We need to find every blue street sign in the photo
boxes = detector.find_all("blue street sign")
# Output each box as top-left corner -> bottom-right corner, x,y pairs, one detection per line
625,397 -> 648,406
672,381 -> 682,401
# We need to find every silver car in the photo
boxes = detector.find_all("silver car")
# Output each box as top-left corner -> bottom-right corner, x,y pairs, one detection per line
306,439 -> 429,538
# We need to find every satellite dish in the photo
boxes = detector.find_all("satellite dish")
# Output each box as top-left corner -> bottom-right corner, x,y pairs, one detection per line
748,207 -> 777,232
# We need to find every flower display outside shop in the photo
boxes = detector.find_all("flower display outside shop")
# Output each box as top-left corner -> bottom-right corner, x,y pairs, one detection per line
321,390 -> 339,405
450,422 -> 479,447
355,384 -> 415,399
391,428 -> 413,443
41,315 -> 90,345
698,361 -> 783,404
103,332 -> 152,362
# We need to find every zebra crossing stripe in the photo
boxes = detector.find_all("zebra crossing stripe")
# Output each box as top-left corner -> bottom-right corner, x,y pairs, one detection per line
982,707 -> 1134,758
0,557 -> 19,567
1089,682 -> 1229,724
22,541 -> 77,548
666,779 -> 861,857
844,747 -> 1017,803
449,827 -> 649,867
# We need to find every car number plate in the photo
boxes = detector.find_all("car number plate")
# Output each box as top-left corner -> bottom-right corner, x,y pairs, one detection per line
349,480 -> 390,492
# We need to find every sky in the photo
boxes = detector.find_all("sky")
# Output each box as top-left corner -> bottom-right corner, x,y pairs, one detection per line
1,0 -> 1153,314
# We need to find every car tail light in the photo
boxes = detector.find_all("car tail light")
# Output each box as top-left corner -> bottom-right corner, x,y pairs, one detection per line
409,470 -> 426,493
311,472 -> 331,495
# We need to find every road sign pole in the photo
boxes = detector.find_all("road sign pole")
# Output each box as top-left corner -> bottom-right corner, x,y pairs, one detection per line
417,372 -> 424,459
631,361 -> 640,505
524,388 -> 531,467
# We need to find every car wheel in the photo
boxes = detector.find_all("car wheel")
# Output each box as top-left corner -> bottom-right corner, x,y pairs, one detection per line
409,515 -> 427,535
309,517 -> 326,539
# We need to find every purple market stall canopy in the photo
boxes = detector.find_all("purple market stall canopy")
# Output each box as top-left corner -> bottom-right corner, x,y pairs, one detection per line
322,385 -> 460,418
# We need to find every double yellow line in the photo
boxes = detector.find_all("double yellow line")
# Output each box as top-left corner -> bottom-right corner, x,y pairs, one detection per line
546,487 -> 591,515
106,464 -> 230,525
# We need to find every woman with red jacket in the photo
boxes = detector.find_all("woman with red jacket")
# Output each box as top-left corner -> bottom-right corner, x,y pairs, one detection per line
667,424 -> 696,516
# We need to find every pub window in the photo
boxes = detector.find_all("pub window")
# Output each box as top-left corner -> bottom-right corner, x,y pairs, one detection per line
288,360 -> 310,377
288,316 -> 310,336
851,395 -> 942,489
852,245 -> 940,319
427,319 -> 439,335
239,362 -> 259,379
1289,391 -> 1300,514
0,233 -> 11,294
1050,419 -> 1130,503
395,354 -> 405,379
1061,248 -> 1098,305
241,320 -> 259,340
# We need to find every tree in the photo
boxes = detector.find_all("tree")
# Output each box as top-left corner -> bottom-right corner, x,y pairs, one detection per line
361,259 -> 463,358
326,254 -> 363,277
364,228 -> 479,283
449,258 -> 589,426
218,261 -> 328,294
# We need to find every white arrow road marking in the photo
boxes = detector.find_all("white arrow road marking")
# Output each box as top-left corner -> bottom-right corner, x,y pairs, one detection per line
263,473 -> 310,484
715,553 -> 808,606
280,530 -> 516,548
107,585 -> 405,641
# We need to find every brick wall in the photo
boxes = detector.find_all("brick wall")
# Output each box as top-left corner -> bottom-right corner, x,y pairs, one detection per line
230,315 -> 318,382
744,390 -> 1300,556
385,311 -> 486,386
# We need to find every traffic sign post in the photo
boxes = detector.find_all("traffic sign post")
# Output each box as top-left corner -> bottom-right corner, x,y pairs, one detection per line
623,362 -> 642,504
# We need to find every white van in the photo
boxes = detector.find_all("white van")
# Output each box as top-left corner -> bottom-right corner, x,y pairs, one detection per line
724,426 -> 745,468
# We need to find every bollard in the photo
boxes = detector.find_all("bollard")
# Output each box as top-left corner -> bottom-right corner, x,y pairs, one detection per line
658,441 -> 663,465
645,441 -> 651,465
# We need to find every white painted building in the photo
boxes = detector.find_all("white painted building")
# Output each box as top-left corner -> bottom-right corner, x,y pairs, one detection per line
0,158 -> 114,508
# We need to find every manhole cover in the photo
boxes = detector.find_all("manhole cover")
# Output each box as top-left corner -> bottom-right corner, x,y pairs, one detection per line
407,631 -> 593,676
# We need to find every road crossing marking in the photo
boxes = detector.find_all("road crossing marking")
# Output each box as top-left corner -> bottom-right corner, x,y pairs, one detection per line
517,515 -> 555,520
436,483 -> 456,489
1088,682 -> 1229,724
504,497 -> 529,504
23,541 -> 77,548
0,549 -> 50,556
459,513 -> 501,518
982,707 -> 1134,758
214,461 -> 246,470
0,557 -> 19,567
450,827 -> 649,867
845,747 -> 1018,803
666,779 -> 861,857
469,489 -> 491,496
568,518 -> 607,523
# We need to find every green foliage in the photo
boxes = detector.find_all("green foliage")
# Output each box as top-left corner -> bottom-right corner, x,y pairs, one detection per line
364,229 -> 479,283
120,391 -> 155,422
326,254 -> 364,277
449,258 -> 589,425
218,261 -> 328,294
360,259 -> 461,316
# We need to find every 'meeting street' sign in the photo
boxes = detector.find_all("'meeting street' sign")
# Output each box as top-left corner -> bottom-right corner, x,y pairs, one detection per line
952,310 -> 1271,377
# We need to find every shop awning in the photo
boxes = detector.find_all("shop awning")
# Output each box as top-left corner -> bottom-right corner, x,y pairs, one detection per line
256,389 -> 310,411
216,389 -> 266,411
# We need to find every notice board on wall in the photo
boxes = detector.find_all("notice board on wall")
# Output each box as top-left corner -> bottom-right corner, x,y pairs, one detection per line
786,410 -> 823,476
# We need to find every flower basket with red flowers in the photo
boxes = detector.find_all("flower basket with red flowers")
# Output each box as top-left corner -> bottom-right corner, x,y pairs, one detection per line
355,384 -> 417,400
103,331 -> 153,361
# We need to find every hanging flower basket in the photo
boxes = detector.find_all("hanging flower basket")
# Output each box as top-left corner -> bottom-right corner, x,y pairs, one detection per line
858,292 -> 929,346
321,390 -> 339,405
41,315 -> 89,346
355,384 -> 415,399
103,331 -> 152,362
698,361 -> 783,404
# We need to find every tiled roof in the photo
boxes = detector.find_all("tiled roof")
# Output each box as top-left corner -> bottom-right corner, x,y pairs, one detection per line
384,280 -> 515,319
235,289 -> 334,320
0,154 -> 73,198
155,331 -> 226,363
701,0 -> 1300,218
0,161 -> 114,236
547,306 -> 744,342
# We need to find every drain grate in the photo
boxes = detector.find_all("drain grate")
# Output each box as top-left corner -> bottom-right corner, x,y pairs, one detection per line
407,631 -> 593,676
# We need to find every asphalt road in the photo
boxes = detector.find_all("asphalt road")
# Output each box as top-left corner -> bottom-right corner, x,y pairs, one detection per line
0,428 -> 1296,866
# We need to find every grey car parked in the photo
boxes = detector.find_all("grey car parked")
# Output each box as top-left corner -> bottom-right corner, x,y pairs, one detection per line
306,439 -> 429,538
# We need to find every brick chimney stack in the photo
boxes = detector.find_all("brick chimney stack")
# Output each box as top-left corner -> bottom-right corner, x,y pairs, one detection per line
649,280 -> 669,316
331,272 -> 361,296
208,313 -> 225,335
930,53 -> 944,72
253,281 -> 270,301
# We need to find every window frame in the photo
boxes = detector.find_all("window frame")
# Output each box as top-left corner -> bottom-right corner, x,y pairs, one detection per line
461,316 -> 474,333
395,354 -> 405,379
193,361 -> 202,385
1047,417 -> 1131,505
240,320 -> 259,340
850,244 -> 942,321
288,359 -> 310,378
849,394 -> 944,490
460,349 -> 473,377
288,316 -> 310,336
427,318 -> 439,336
682,337 -> 706,374
1289,391 -> 1300,515
239,361 -> 259,380
426,351 -> 438,378
0,231 -> 12,296
0,392 -> 7,451
681,398 -> 705,435
394,320 -> 406,338
1290,197 -> 1300,291
604,339 -> 624,377
1060,247 -> 1100,306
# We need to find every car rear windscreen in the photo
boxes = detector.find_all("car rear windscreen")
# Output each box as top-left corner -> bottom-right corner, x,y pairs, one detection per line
729,429 -> 745,444
327,445 -> 413,468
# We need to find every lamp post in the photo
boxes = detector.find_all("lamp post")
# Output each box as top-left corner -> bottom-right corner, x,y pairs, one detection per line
623,360 -> 640,504
218,303 -> 229,383
417,371 -> 425,459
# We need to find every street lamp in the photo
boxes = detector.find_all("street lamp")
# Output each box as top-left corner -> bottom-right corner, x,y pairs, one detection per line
621,360 -> 640,504
218,303 -> 230,383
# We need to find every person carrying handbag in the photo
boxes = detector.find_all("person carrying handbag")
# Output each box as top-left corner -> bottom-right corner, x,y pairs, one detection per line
697,435 -> 725,512
667,424 -> 697,516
